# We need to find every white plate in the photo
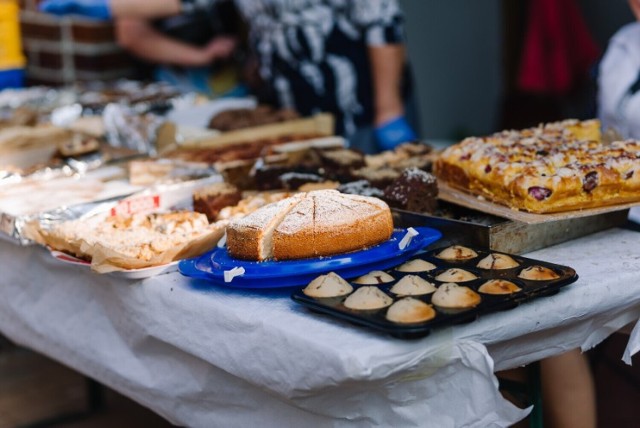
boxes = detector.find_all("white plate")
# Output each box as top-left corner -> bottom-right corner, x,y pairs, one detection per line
50,250 -> 178,279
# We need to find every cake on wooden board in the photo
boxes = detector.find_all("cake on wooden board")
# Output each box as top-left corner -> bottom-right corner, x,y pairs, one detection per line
435,119 -> 640,213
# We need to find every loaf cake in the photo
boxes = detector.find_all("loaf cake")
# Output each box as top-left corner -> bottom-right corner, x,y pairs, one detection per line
226,189 -> 393,261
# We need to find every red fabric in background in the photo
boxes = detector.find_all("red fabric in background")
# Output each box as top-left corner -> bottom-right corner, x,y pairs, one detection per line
517,0 -> 600,95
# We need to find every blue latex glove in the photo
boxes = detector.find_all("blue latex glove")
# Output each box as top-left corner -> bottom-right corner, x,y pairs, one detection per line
39,0 -> 112,20
375,116 -> 418,151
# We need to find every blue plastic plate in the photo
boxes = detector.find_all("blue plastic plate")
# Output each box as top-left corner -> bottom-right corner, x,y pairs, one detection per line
179,227 -> 442,288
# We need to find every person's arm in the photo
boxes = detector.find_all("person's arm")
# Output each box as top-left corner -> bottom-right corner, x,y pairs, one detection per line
629,0 -> 640,20
116,18 -> 236,67
109,0 -> 180,18
352,0 -> 417,149
368,44 -> 406,127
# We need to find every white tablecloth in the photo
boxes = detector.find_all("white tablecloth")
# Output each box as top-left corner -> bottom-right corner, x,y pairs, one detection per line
1,227 -> 639,427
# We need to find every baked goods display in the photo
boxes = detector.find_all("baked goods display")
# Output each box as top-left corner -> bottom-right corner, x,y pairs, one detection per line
226,189 -> 393,261
435,119 -> 640,213
164,133 -> 325,165
291,245 -> 578,338
128,159 -> 214,186
247,142 -> 435,196
40,211 -> 226,272
208,106 -> 300,131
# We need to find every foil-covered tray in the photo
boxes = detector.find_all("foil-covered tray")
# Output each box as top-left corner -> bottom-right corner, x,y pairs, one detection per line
0,167 -> 222,246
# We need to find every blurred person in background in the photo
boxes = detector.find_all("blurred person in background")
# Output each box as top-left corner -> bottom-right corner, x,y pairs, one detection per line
598,0 -> 640,138
115,0 -> 247,98
40,0 -> 418,153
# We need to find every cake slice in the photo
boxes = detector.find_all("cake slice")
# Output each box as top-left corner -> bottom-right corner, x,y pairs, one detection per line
226,193 -> 305,260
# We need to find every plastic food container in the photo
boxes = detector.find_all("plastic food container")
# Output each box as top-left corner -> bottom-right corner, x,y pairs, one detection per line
0,0 -> 25,89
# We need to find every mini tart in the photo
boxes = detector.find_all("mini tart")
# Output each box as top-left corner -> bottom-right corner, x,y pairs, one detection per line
343,286 -> 393,310
435,245 -> 478,261
396,258 -> 437,273
390,275 -> 437,296
434,268 -> 477,282
431,283 -> 481,309
478,279 -> 522,295
518,265 -> 560,280
386,298 -> 436,324
303,272 -> 353,298
476,253 -> 519,270
353,270 -> 395,284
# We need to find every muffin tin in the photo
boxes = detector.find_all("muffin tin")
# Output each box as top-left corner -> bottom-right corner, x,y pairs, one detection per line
291,245 -> 578,338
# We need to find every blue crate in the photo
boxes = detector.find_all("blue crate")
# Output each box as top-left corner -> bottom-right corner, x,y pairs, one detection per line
0,68 -> 24,89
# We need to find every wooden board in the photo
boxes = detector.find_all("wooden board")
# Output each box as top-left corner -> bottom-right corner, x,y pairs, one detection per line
393,206 -> 629,255
437,181 -> 639,224
178,113 -> 335,149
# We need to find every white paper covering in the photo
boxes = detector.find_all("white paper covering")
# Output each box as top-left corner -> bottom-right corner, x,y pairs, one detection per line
0,226 -> 639,427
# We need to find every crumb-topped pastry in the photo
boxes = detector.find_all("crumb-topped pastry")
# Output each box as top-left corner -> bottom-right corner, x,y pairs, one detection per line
389,275 -> 436,296
518,265 -> 560,280
226,189 -> 393,261
435,245 -> 478,261
343,286 -> 393,310
435,268 -> 478,282
386,298 -> 436,324
478,279 -> 522,295
435,119 -> 640,213
432,283 -> 481,309
303,272 -> 353,298
41,211 -> 225,271
476,253 -> 520,270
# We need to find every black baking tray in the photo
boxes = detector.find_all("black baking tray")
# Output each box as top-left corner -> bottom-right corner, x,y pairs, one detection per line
291,245 -> 578,338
